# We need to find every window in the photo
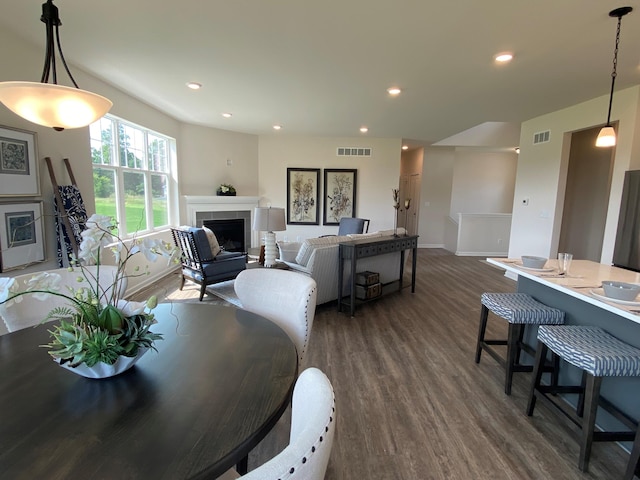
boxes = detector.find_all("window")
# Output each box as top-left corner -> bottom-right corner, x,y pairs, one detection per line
90,116 -> 174,237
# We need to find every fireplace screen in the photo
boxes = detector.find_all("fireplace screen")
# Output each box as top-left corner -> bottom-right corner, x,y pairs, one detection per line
202,219 -> 246,253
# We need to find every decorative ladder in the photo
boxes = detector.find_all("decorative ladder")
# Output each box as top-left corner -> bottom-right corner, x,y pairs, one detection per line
45,157 -> 88,267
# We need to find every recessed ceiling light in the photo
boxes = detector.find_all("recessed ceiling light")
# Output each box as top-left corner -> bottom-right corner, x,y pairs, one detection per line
402,145 -> 409,150
360,126 -> 368,133
186,82 -> 202,90
273,125 -> 282,130
387,87 -> 402,96
221,112 -> 232,118
494,53 -> 513,63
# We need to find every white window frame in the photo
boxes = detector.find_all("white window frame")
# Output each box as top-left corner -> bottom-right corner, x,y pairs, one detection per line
90,114 -> 177,238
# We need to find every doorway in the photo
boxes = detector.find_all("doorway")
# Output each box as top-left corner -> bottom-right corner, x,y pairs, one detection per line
558,127 -> 615,261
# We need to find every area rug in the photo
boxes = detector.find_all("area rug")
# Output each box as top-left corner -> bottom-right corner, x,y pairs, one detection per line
163,279 -> 242,307
205,280 -> 242,307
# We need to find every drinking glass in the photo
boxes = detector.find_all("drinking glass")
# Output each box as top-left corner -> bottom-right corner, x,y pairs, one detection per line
557,253 -> 573,275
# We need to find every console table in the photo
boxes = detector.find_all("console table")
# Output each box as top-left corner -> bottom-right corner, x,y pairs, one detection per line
337,235 -> 418,316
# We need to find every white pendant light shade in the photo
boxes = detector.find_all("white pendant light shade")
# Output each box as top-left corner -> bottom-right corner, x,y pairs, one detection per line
0,81 -> 112,130
596,126 -> 617,147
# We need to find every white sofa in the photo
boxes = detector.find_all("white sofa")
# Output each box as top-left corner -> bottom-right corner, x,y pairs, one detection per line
278,229 -> 406,305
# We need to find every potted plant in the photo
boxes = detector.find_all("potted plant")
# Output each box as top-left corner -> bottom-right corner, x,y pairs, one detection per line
216,183 -> 237,196
0,214 -> 179,378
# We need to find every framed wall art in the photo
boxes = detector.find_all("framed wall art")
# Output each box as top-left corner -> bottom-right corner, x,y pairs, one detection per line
0,201 -> 45,272
287,168 -> 320,225
323,168 -> 357,225
0,125 -> 39,197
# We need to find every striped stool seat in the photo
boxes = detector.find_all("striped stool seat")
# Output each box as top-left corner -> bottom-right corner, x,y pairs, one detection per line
527,325 -> 640,473
481,293 -> 565,325
538,325 -> 640,377
475,292 -> 565,395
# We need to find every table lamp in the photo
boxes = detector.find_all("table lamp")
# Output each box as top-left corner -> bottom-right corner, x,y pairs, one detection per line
252,207 -> 286,267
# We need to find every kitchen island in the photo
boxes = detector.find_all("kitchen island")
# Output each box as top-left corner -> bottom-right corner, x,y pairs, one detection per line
487,258 -> 640,439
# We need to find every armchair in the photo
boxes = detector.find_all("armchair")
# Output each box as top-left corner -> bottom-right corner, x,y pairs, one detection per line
337,217 -> 369,235
171,227 -> 246,301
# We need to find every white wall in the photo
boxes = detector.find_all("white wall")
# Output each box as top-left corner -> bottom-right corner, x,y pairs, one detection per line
257,136 -> 401,240
509,85 -> 640,262
178,124 -> 259,220
450,149 -> 517,215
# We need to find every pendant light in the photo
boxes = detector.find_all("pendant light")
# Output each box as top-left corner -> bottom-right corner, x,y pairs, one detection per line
0,0 -> 112,131
596,6 -> 633,147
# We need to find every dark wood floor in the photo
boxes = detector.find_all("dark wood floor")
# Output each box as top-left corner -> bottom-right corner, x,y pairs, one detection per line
138,250 -> 631,479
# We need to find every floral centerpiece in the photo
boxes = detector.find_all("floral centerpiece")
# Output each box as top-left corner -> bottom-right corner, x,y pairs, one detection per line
216,183 -> 236,196
0,214 -> 179,378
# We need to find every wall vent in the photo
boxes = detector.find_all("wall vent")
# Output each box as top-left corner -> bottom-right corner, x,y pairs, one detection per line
337,147 -> 372,157
533,130 -> 550,144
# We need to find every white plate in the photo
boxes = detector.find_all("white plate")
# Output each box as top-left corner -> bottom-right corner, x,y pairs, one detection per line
590,288 -> 640,306
515,263 -> 555,273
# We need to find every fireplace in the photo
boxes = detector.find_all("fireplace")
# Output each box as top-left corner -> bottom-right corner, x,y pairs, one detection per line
184,195 -> 260,249
203,218 -> 246,253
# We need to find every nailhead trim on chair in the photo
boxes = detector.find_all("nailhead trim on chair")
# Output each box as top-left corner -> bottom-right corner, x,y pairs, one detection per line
277,393 -> 335,480
481,293 -> 565,325
537,325 -> 640,377
299,285 -> 317,361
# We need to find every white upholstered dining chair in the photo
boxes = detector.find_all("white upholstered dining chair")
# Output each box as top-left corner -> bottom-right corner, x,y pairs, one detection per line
234,268 -> 317,364
219,367 -> 336,480
0,265 -> 125,333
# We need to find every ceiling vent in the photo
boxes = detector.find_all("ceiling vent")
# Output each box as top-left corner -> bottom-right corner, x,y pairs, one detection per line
337,147 -> 372,157
533,130 -> 550,144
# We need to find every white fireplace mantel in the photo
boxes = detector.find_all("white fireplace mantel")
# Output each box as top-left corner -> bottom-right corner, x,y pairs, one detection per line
184,195 -> 261,247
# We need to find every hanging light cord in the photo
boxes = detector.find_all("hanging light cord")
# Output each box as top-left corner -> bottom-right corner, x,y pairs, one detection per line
40,0 -> 79,88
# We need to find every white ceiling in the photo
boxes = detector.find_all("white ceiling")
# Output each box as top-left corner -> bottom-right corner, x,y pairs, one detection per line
2,0 -> 640,148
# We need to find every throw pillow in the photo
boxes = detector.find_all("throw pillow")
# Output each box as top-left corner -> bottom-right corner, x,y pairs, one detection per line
202,226 -> 221,257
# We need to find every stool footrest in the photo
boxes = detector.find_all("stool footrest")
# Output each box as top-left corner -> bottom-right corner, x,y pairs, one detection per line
538,385 -> 583,395
593,431 -> 636,443
483,339 -> 507,346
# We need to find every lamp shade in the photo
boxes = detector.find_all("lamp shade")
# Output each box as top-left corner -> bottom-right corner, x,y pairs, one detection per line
0,81 -> 112,130
252,207 -> 286,232
595,126 -> 616,147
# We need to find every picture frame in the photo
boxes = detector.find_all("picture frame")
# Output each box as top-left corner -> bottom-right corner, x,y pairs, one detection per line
323,168 -> 357,225
0,201 -> 45,272
287,168 -> 320,225
0,125 -> 39,197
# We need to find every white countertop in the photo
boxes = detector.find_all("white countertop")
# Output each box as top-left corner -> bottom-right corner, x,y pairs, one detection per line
487,258 -> 640,325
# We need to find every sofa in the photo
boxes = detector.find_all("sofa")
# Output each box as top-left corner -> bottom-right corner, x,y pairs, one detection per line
277,228 -> 406,305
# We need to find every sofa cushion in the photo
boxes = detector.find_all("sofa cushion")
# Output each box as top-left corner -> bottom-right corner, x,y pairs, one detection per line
347,232 -> 382,240
202,226 -> 221,257
294,235 -> 350,267
278,242 -> 301,262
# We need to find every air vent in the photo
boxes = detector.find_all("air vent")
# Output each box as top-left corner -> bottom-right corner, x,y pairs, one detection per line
337,147 -> 372,157
533,130 -> 550,144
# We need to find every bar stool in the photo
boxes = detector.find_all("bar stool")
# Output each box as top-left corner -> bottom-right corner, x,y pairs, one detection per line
527,325 -> 640,472
475,293 -> 565,395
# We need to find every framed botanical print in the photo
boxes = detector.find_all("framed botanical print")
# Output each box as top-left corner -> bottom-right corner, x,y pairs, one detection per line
0,201 -> 45,272
0,125 -> 39,196
287,168 -> 320,225
323,168 -> 357,225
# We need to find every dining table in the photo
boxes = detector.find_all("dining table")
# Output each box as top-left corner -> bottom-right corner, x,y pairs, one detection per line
0,302 -> 298,479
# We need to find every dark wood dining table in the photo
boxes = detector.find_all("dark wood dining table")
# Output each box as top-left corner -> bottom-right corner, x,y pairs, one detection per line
0,302 -> 298,479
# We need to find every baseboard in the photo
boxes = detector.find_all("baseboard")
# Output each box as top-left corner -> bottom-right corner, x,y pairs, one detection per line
455,251 -> 508,257
418,243 -> 446,249
125,265 -> 181,298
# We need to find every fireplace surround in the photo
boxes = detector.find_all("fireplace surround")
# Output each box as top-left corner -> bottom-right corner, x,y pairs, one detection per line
184,195 -> 260,249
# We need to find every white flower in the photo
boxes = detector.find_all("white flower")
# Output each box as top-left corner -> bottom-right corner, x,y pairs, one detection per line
0,277 -> 18,306
25,272 -> 62,301
221,185 -> 229,193
116,299 -> 146,317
